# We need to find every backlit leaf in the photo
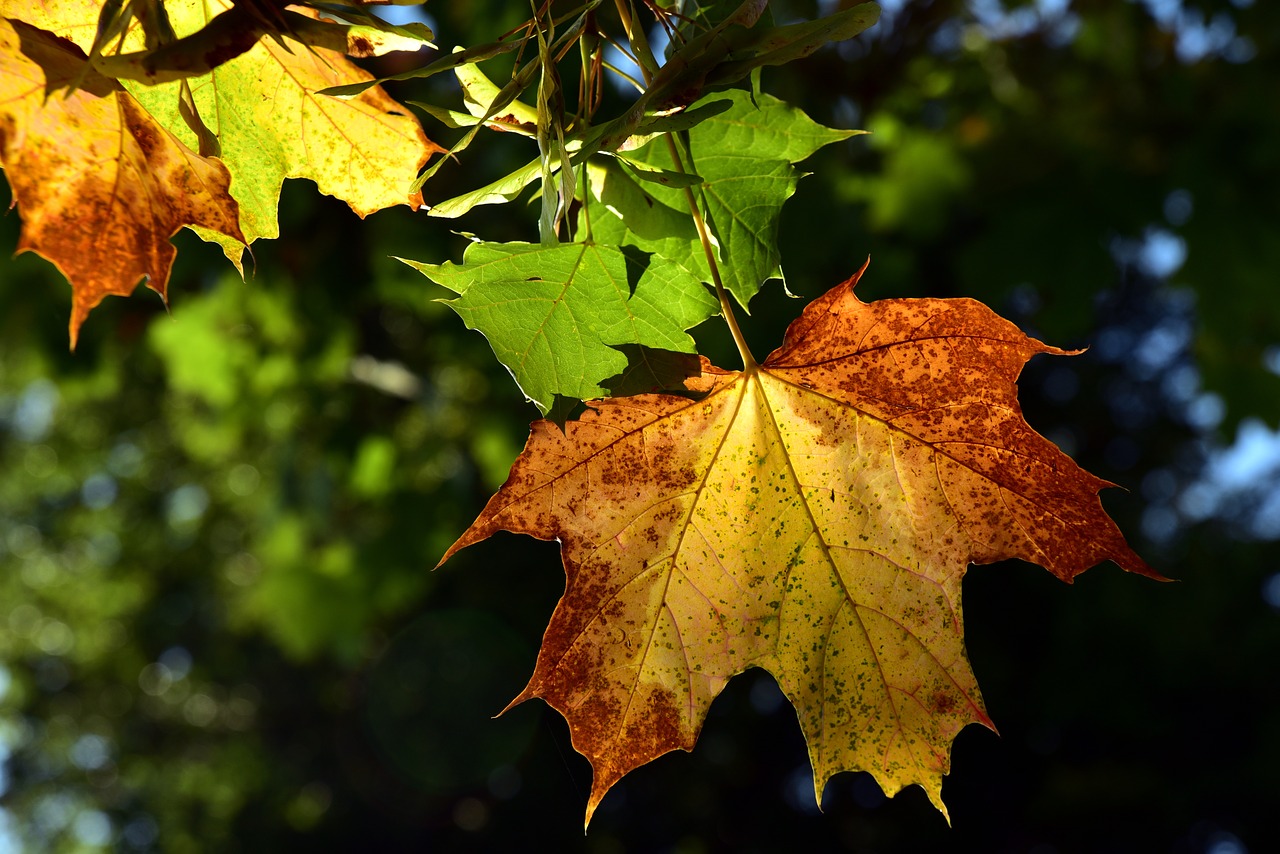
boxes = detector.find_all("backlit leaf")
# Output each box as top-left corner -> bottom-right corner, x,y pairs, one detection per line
586,90 -> 859,306
426,156 -> 546,218
705,2 -> 882,88
401,241 -> 718,412
136,1 -> 441,247
440,260 -> 1159,825
0,19 -> 244,346
8,0 -> 444,250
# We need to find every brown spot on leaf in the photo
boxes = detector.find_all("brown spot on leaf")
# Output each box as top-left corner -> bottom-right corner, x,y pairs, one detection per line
930,691 -> 959,715
0,20 -> 244,347
440,260 -> 1157,825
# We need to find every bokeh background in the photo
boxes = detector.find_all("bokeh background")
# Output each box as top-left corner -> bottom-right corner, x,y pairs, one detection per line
3,1 -> 1278,851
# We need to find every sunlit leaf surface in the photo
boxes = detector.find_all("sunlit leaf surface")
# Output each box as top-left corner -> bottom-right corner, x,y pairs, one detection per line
442,261 -> 1158,825
403,241 -> 719,413
587,90 -> 859,307
0,19 -> 244,346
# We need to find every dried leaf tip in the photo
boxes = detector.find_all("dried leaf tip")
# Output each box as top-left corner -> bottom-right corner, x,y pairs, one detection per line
843,254 -> 872,291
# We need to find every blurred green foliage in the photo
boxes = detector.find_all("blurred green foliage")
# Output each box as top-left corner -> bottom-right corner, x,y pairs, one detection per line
3,1 -> 1280,851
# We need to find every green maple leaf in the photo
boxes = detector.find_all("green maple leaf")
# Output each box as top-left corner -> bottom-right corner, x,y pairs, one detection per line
402,241 -> 719,412
586,90 -> 860,307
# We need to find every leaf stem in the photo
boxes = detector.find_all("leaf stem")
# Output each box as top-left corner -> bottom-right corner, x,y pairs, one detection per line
663,135 -> 757,372
579,157 -> 593,242
613,0 -> 756,370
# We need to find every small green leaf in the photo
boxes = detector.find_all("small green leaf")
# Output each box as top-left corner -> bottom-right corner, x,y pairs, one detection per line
408,101 -> 485,130
615,155 -> 704,188
708,3 -> 882,88
587,90 -> 860,307
626,99 -> 734,141
427,157 -> 547,219
318,36 -> 519,97
456,61 -> 538,129
399,242 -> 718,412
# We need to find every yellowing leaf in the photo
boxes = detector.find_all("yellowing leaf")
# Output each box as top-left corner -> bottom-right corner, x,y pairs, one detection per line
128,1 -> 442,248
166,4 -> 443,243
0,19 -> 244,346
7,0 -> 443,248
441,260 -> 1160,826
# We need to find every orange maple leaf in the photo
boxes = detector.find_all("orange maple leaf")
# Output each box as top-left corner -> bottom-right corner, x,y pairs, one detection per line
441,259 -> 1161,825
0,20 -> 245,347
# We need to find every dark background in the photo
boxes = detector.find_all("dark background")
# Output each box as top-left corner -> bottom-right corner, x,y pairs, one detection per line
2,1 -> 1278,851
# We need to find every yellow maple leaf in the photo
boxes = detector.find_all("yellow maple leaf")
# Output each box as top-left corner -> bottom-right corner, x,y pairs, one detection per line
441,260 -> 1161,825
4,0 -> 444,247
0,1 -> 443,341
0,18 -> 244,347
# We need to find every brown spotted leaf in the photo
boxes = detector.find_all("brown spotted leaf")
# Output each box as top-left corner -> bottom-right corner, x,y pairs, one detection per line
4,0 -> 444,251
441,260 -> 1160,826
0,19 -> 244,346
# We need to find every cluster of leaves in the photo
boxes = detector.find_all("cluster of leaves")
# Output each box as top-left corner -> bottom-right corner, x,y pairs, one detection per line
0,0 -> 441,345
0,0 -> 1159,828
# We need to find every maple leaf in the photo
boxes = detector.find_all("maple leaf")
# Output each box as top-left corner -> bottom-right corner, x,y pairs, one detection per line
4,0 -> 442,248
402,241 -> 718,413
0,0 -> 441,340
440,260 -> 1160,825
0,19 -> 244,347
586,90 -> 860,307
122,0 -> 443,249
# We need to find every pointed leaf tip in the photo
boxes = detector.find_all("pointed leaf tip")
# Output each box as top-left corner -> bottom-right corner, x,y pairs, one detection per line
446,262 -> 1155,823
0,20 -> 244,344
845,254 -> 872,291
